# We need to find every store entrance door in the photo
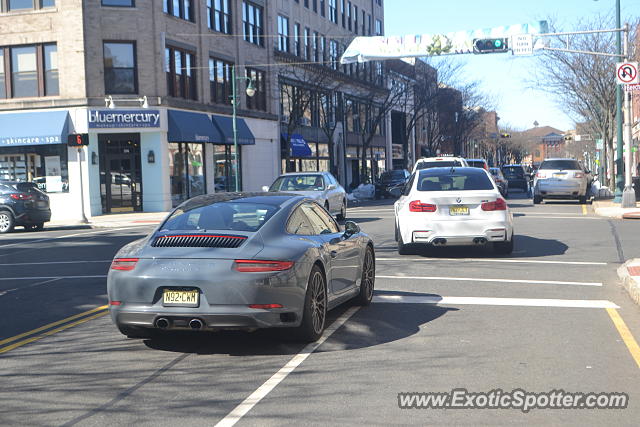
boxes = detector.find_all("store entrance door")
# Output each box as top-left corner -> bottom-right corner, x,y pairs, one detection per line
99,134 -> 142,213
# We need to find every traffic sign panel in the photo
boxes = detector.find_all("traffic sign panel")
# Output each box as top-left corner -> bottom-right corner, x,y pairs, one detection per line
512,34 -> 533,56
616,62 -> 639,85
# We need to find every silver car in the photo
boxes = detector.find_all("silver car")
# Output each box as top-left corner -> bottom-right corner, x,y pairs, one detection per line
264,172 -> 347,220
533,158 -> 591,204
107,193 -> 375,343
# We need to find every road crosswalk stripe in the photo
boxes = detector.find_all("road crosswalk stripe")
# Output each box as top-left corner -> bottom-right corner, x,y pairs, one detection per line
373,295 -> 619,309
376,257 -> 607,266
376,275 -> 602,287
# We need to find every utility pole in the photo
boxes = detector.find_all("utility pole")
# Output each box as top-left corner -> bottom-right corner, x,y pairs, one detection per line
621,22 -> 636,207
614,0 -> 624,202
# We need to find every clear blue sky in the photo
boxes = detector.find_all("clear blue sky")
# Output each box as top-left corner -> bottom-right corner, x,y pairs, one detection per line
384,0 -> 640,132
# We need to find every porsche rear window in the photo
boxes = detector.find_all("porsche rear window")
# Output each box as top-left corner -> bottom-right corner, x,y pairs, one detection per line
162,202 -> 279,232
417,171 -> 494,191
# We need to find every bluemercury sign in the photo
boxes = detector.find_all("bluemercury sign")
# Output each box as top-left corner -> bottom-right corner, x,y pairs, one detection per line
340,21 -> 549,64
88,110 -> 161,128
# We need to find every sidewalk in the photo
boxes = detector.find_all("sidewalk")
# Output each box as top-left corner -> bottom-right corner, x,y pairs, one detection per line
618,260 -> 640,306
592,199 -> 640,219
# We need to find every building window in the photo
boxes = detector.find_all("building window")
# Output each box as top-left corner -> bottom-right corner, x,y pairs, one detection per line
341,0 -> 346,27
319,0 -> 325,17
163,0 -> 193,22
375,19 -> 382,35
329,40 -> 338,70
214,145 -> 241,192
169,142 -> 206,207
313,32 -> 319,62
103,42 -> 137,94
246,68 -> 266,111
368,14 -> 372,35
319,35 -> 326,64
304,27 -> 310,60
293,23 -> 301,56
243,1 -> 264,47
313,0 -> 317,12
207,0 -> 231,34
328,0 -> 336,23
277,15 -> 289,52
353,5 -> 358,34
347,1 -> 351,31
0,43 -> 57,98
101,0 -> 134,6
4,0 -> 55,10
43,44 -> 58,96
208,57 -> 232,105
166,46 -> 197,100
0,147 -> 69,193
304,0 -> 309,7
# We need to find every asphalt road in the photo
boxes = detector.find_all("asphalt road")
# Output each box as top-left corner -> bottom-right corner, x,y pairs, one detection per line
1,193 -> 640,426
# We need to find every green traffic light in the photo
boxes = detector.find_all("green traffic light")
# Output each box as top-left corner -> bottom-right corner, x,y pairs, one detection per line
494,39 -> 503,48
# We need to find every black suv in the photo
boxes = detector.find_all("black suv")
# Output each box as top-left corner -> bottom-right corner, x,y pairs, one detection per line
0,181 -> 51,233
376,169 -> 410,198
501,165 -> 529,192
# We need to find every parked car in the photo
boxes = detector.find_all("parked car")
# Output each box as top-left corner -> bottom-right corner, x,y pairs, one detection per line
394,167 -> 514,255
412,156 -> 469,173
501,164 -> 529,192
107,193 -> 375,342
533,158 -> 591,204
264,172 -> 347,220
466,158 -> 490,170
489,167 -> 509,197
0,181 -> 51,233
376,169 -> 410,199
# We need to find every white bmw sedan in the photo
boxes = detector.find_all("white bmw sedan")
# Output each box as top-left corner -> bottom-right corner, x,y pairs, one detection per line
394,167 -> 514,255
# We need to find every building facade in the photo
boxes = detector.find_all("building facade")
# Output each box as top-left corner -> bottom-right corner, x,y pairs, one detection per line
0,0 -> 388,221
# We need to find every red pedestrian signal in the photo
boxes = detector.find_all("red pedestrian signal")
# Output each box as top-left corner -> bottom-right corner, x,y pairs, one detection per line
67,133 -> 89,147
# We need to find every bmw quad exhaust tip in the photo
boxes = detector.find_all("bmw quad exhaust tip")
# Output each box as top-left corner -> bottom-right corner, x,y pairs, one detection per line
155,318 -> 170,329
189,319 -> 204,330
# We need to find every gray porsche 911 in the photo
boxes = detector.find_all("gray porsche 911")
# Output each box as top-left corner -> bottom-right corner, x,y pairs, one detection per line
107,192 -> 375,342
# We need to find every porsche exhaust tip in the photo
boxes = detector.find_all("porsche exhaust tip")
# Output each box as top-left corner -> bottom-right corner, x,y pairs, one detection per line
189,319 -> 204,330
432,238 -> 447,246
155,318 -> 170,329
473,237 -> 487,245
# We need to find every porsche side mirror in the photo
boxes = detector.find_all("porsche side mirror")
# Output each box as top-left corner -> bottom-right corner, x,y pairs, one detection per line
343,221 -> 360,238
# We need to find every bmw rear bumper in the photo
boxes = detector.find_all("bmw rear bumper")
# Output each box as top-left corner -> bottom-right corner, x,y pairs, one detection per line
402,219 -> 511,246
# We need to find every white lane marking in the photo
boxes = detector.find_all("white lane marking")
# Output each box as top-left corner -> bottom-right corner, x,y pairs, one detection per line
0,260 -> 111,267
0,275 -> 107,281
0,226 -> 144,250
0,278 -> 60,297
512,212 -> 588,216
377,275 -> 602,287
215,306 -> 360,427
347,208 -> 394,213
515,215 -> 602,220
376,257 -> 607,266
373,295 -> 619,309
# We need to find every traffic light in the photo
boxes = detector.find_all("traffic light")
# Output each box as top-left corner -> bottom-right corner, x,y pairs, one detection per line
473,38 -> 509,54
67,133 -> 89,147
500,133 -> 511,138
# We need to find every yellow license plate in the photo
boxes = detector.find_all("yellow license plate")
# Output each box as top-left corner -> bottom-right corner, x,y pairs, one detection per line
449,205 -> 469,216
553,173 -> 565,178
162,290 -> 199,306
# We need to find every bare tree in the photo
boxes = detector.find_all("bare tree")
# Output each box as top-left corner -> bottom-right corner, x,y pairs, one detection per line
532,14 -> 619,188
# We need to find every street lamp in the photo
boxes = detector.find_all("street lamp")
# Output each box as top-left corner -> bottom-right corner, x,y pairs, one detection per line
231,65 -> 256,192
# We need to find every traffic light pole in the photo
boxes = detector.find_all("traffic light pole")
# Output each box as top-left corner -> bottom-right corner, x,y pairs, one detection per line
77,148 -> 89,224
621,22 -> 636,208
614,0 -> 624,203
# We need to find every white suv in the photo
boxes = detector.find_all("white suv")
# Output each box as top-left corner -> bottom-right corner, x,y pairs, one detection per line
533,158 -> 591,204
412,156 -> 469,173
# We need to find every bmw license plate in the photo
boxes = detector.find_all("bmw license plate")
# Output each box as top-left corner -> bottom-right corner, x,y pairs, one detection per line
449,205 -> 469,216
162,289 -> 199,307
37,201 -> 47,208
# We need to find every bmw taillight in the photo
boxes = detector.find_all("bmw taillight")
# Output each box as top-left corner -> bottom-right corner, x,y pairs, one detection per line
536,172 -> 546,178
10,193 -> 32,200
110,258 -> 139,271
574,172 -> 584,178
409,200 -> 437,212
234,260 -> 294,272
481,198 -> 507,211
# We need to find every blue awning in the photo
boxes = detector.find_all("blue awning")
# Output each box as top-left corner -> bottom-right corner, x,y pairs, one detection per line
168,110 -> 223,143
0,110 -> 69,147
211,115 -> 256,145
283,133 -> 312,157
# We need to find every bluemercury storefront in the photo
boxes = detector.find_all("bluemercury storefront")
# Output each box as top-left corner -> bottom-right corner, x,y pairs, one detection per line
0,109 -> 74,220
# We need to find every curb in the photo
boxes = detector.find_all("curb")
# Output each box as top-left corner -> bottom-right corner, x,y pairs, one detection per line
617,259 -> 640,306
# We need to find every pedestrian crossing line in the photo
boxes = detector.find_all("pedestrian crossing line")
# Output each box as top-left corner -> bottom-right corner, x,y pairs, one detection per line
376,257 -> 607,266
0,305 -> 108,353
606,308 -> 640,369
373,295 -> 619,309
376,275 -> 602,287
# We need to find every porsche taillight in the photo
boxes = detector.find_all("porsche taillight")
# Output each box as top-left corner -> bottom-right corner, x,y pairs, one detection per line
234,260 -> 294,272
110,258 -> 139,271
409,200 -> 437,212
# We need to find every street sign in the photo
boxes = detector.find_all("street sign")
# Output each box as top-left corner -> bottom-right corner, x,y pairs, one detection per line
596,139 -> 603,150
616,62 -> 639,85
512,34 -> 533,55
624,83 -> 640,92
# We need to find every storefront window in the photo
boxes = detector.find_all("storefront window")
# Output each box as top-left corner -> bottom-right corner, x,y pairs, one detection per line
213,145 -> 240,192
0,144 -> 69,193
169,142 -> 206,207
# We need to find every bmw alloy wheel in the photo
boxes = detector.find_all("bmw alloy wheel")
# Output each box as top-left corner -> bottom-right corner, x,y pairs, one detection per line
0,212 -> 13,233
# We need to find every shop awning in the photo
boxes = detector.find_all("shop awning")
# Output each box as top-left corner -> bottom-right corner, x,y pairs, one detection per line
211,115 -> 256,145
282,133 -> 312,157
0,110 -> 69,147
168,110 -> 223,143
